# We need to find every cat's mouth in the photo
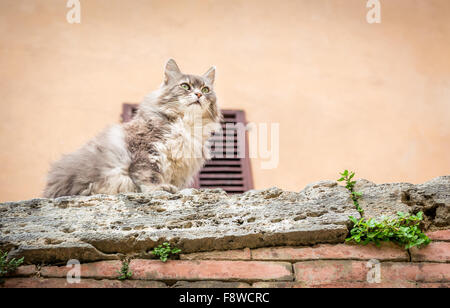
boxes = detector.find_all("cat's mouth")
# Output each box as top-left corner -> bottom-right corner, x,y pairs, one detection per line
188,100 -> 202,106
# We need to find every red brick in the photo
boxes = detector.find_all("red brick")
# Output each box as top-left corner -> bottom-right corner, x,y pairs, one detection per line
172,281 -> 250,288
427,230 -> 450,242
1,277 -> 166,288
252,282 -> 305,288
130,260 -> 293,282
254,281 -> 419,288
252,243 -> 408,261
6,265 -> 37,277
180,248 -> 251,260
410,242 -> 450,263
381,263 -> 450,283
416,283 -> 450,288
294,260 -> 368,283
295,260 -> 450,285
40,260 -> 122,279
306,282 -> 419,288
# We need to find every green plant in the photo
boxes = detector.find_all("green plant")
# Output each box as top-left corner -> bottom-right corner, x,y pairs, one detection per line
338,170 -> 430,250
117,260 -> 132,280
0,250 -> 24,283
338,170 -> 363,214
151,242 -> 181,262
347,211 -> 431,249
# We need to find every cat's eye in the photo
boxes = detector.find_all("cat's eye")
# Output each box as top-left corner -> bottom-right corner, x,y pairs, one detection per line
201,87 -> 210,94
180,83 -> 191,90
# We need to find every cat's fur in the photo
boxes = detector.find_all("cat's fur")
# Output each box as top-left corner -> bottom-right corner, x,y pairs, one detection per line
44,59 -> 221,198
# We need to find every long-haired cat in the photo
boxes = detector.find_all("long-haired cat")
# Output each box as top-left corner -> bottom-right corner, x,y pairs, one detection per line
44,59 -> 221,198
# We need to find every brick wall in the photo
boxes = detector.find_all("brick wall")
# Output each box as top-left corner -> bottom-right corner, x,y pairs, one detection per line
3,230 -> 449,288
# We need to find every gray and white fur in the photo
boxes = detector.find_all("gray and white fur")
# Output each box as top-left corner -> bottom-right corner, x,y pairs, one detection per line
44,59 -> 221,198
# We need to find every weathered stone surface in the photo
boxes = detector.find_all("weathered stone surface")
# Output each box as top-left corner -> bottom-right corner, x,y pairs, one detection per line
0,176 -> 448,264
354,180 -> 412,219
400,176 -> 450,229
0,186 -> 356,264
356,176 -> 450,229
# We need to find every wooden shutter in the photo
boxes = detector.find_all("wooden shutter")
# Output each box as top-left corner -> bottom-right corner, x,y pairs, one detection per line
192,110 -> 253,193
121,105 -> 253,194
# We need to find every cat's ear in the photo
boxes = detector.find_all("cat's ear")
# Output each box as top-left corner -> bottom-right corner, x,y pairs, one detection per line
203,66 -> 216,85
164,59 -> 182,84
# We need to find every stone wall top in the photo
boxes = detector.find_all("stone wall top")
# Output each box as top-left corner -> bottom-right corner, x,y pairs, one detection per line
0,176 -> 449,264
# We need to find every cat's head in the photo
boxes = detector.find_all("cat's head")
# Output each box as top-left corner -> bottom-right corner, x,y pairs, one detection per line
155,59 -> 220,123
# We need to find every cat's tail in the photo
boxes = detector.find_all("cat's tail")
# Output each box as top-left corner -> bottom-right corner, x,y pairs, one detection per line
43,157 -> 93,198
43,124 -> 136,198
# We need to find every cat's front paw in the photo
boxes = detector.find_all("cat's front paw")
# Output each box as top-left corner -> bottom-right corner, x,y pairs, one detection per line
140,184 -> 178,194
157,184 -> 179,194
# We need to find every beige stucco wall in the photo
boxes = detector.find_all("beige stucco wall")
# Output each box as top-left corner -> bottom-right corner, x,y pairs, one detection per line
0,0 -> 449,202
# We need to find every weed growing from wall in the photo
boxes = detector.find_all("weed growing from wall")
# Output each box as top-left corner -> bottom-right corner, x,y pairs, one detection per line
152,242 -> 181,262
0,250 -> 24,283
338,170 -> 430,250
117,260 -> 133,280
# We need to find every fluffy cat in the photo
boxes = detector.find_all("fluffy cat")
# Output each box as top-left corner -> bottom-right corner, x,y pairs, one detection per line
43,59 -> 221,198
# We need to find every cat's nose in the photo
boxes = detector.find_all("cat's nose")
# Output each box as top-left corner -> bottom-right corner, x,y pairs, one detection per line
195,92 -> 202,98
